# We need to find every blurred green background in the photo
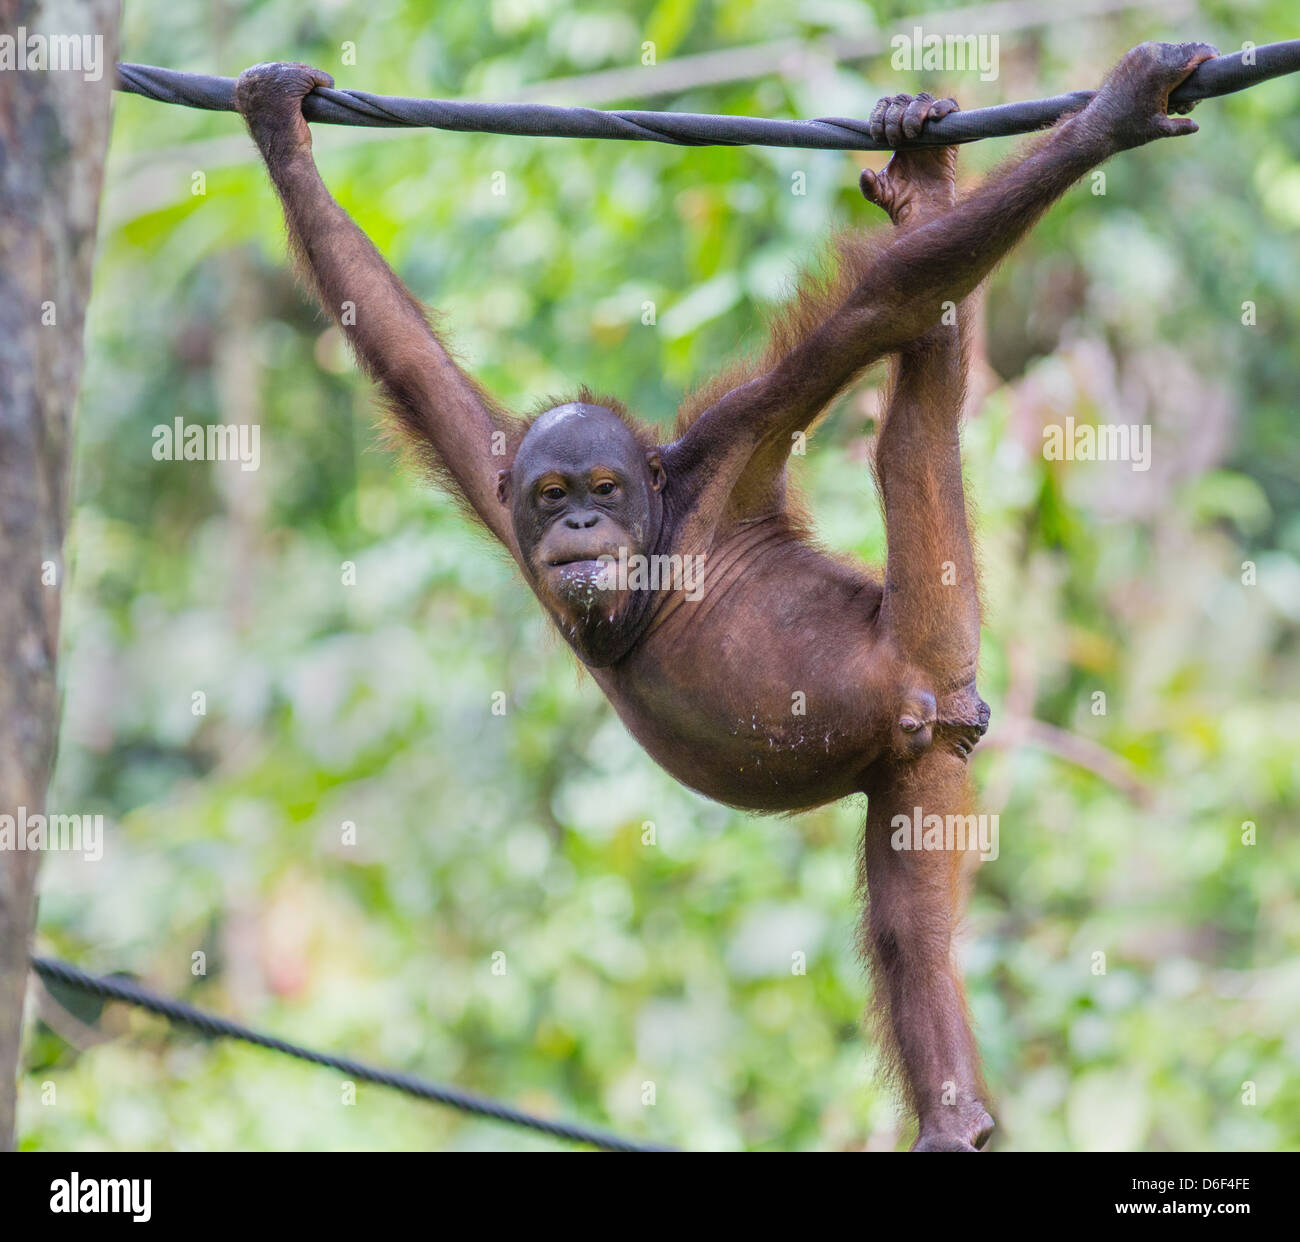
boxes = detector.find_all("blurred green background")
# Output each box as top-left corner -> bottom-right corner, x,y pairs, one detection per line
19,0 -> 1300,1151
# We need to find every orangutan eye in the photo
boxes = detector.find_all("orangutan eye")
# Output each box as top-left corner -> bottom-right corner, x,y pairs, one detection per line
541,485 -> 566,502
592,480 -> 617,496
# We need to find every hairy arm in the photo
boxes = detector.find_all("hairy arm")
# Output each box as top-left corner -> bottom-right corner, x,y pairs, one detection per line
235,63 -> 521,553
669,41 -> 1215,525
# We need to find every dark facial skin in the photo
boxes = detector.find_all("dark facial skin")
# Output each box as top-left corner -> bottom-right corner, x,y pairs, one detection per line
238,40 -> 1215,1152
497,403 -> 665,666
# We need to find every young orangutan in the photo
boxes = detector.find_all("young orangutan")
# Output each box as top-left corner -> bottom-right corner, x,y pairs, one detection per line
234,41 -> 1214,1149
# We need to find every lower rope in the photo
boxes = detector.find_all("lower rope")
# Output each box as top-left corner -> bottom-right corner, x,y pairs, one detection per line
31,956 -> 675,1153
112,41 -> 1300,150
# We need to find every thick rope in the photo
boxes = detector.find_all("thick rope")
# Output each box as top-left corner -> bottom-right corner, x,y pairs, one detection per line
31,956 -> 675,1153
113,42 -> 1300,149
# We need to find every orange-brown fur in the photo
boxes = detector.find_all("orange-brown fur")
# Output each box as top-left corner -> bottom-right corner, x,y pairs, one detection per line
236,41 -> 1218,1151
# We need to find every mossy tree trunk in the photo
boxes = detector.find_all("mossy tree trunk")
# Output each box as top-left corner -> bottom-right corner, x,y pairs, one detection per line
0,0 -> 118,1150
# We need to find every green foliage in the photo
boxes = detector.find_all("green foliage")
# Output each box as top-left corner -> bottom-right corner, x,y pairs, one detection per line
20,0 -> 1300,1151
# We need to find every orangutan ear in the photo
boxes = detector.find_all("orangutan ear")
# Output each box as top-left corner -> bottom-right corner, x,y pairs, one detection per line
646,451 -> 666,493
496,469 -> 512,504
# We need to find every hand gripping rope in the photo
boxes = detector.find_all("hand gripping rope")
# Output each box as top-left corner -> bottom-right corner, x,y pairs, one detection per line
114,41 -> 1300,150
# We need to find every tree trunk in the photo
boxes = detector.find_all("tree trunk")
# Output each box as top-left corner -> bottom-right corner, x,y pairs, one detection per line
0,0 -> 118,1150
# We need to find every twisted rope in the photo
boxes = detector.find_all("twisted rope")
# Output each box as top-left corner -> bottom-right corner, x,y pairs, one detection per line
114,41 -> 1300,150
32,956 -> 675,1153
